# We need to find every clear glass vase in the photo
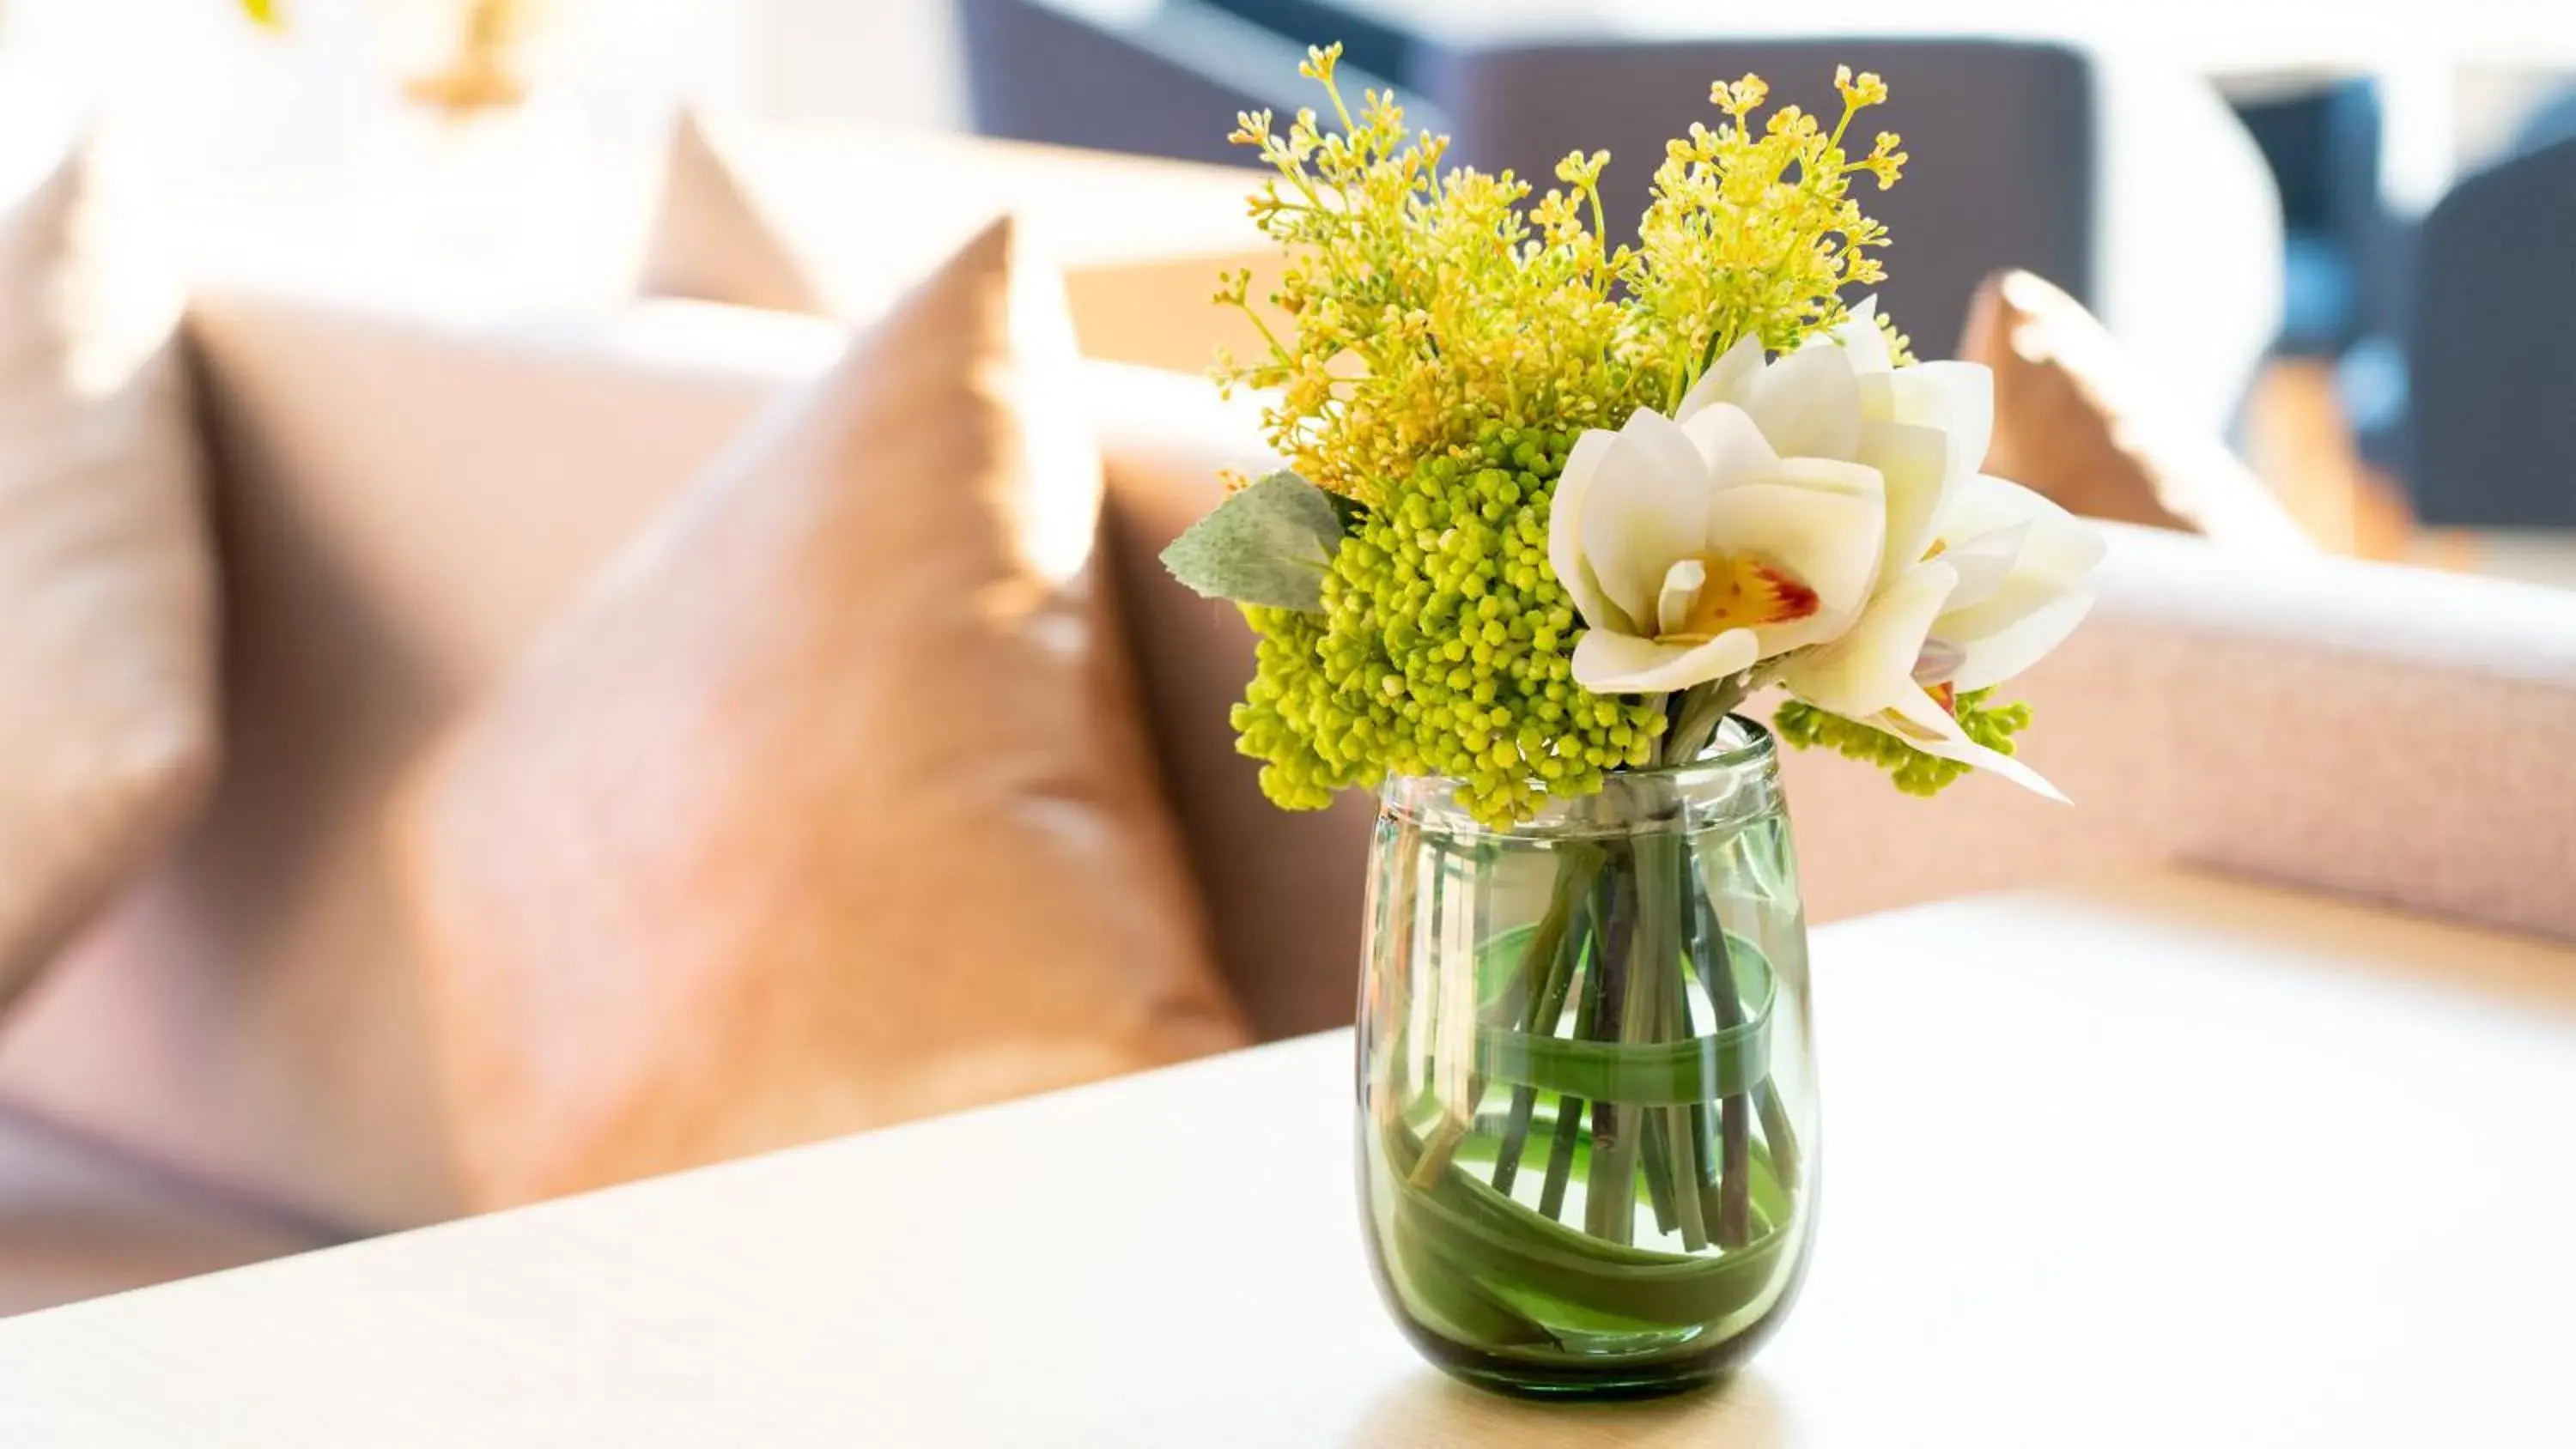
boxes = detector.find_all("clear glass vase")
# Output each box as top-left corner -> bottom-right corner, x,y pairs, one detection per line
1358,716 -> 1817,1399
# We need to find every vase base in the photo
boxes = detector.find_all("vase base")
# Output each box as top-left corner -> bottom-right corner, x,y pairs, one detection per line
1437,1358 -> 1731,1402
1394,1301 -> 1795,1404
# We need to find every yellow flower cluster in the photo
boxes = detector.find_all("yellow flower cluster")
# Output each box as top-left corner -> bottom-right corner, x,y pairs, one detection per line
1212,46 -> 1910,822
1625,68 -> 1911,407
1213,53 -> 1637,508
1218,49 -> 1904,502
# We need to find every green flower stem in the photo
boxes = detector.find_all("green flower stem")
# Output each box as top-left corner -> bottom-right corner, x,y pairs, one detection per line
1491,844 -> 1606,1197
1659,931 -> 1713,1248
1638,1088 -> 1681,1237
1536,880 -> 1608,1221
1689,858 -> 1755,1247
1583,858 -> 1640,1242
1639,830 -> 1712,1252
1403,838 -> 1471,1189
1755,1080 -> 1801,1191
1662,676 -> 1753,768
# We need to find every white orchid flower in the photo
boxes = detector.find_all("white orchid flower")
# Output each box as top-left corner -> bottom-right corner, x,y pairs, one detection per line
1546,403 -> 1885,694
1777,476 -> 2105,800
1767,303 -> 2104,798
1676,299 -> 1996,591
1550,300 -> 1981,695
1554,299 -> 2099,797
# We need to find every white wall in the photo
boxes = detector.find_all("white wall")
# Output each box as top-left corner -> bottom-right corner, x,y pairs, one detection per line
0,0 -> 959,181
741,0 -> 960,129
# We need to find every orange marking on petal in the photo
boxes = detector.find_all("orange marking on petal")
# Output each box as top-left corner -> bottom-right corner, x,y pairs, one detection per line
1928,680 -> 1958,717
1659,552 -> 1820,646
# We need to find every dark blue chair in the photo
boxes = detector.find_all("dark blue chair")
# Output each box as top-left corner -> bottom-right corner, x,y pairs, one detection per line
957,0 -> 1431,172
2403,137 -> 2576,527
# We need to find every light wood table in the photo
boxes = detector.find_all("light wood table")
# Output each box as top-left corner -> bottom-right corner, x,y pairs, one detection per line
4,873 -> 2573,1446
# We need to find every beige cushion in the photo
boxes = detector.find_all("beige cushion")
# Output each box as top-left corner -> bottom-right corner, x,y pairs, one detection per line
1960,270 -> 2313,552
639,113 -> 829,316
396,218 -> 1248,1209
0,111 -> 219,1016
0,293 -> 808,1231
637,114 -> 1287,374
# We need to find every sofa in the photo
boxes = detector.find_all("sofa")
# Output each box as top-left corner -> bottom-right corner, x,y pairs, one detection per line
3,124 -> 2572,1319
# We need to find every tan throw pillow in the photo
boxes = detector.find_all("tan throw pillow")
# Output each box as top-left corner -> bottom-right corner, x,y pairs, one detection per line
0,109 -> 220,1014
1960,269 -> 2315,552
634,111 -> 1291,374
397,216 -> 1249,1209
637,112 -> 829,316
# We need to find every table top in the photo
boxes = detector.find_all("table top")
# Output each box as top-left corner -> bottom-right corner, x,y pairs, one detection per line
3,871 -> 2573,1447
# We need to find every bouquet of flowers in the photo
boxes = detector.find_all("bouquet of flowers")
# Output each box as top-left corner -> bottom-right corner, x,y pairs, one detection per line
1167,48 -> 2099,822
1163,46 -> 2103,1397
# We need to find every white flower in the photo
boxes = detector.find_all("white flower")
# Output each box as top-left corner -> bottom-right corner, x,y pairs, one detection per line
1550,300 -> 1987,695
1551,300 -> 2100,797
1770,308 -> 2105,799
1546,405 -> 1883,694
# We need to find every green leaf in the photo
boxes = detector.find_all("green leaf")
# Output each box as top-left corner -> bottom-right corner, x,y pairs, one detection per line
1385,1119 -> 1798,1333
1158,470 -> 1344,613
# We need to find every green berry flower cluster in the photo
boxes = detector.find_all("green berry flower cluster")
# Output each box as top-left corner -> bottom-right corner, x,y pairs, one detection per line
1772,690 -> 2032,797
1232,422 -> 1667,824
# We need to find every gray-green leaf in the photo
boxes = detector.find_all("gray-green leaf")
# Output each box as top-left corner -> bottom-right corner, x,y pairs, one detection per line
1158,470 -> 1345,613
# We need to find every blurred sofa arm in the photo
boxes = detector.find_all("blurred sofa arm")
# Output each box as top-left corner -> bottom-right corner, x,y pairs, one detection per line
1785,524 -> 2576,939
2087,524 -> 2576,937
1085,363 -> 1380,1040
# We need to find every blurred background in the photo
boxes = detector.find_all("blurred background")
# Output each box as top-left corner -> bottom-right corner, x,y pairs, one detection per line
9,0 -> 2576,579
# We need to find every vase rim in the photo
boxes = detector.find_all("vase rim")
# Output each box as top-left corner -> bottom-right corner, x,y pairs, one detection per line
1378,714 -> 1780,834
1386,712 -> 1777,787
1625,712 -> 1777,778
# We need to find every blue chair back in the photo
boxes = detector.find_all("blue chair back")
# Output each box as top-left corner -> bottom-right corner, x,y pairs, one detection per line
959,0 -> 1385,171
2405,137 -> 2576,527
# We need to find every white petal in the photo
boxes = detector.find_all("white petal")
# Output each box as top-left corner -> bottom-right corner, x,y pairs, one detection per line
1949,585 -> 2096,691
1832,297 -> 1893,374
1740,454 -> 1885,505
1859,418 -> 1952,580
1674,333 -> 1767,420
1879,362 -> 1994,480
1571,627 -> 1759,694
1934,521 -> 2031,613
1580,409 -> 1710,630
1937,473 -> 2086,549
1935,482 -> 2107,644
1546,429 -> 1632,635
1656,558 -> 1707,637
1886,686 -> 2069,802
1704,478 -> 1886,653
1778,560 -> 1959,718
1741,343 -> 1862,461
1678,400 -> 1779,480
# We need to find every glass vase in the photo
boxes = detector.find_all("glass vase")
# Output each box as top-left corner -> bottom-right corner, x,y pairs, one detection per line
1357,716 -> 1817,1399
